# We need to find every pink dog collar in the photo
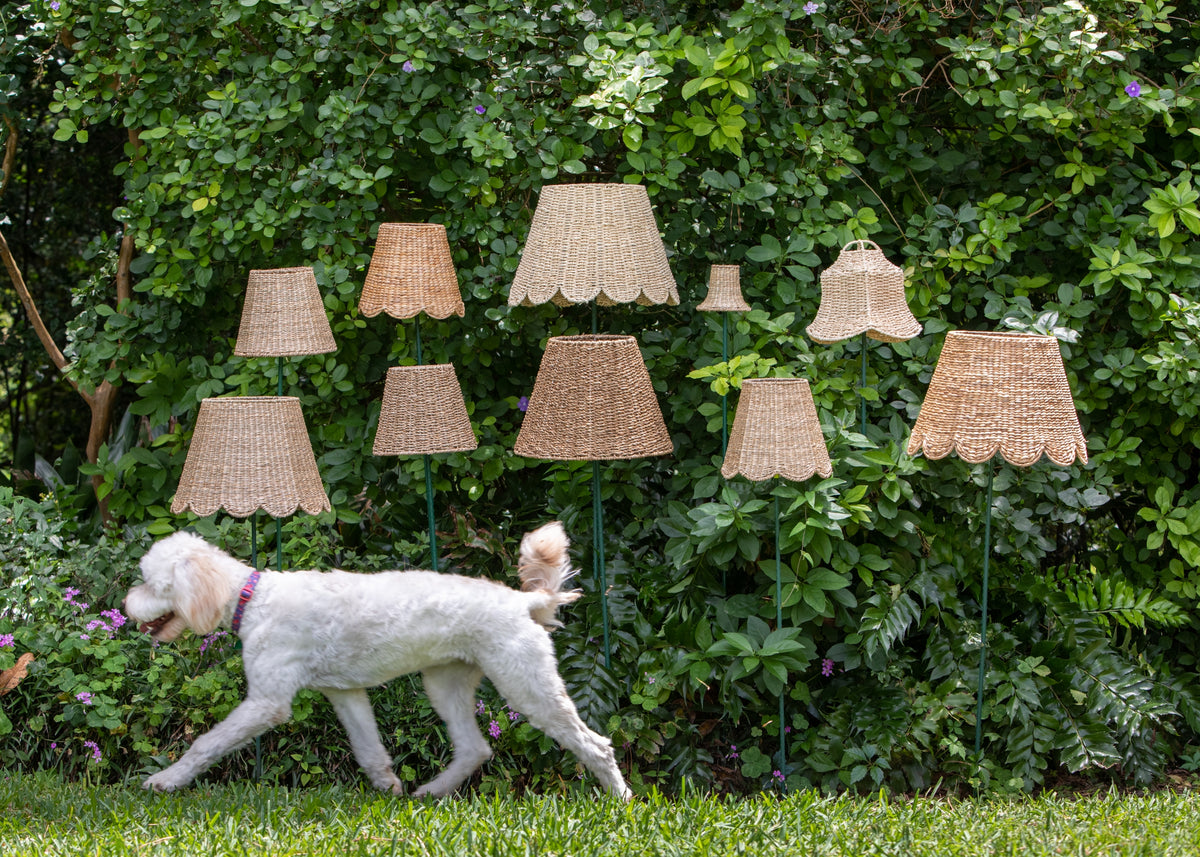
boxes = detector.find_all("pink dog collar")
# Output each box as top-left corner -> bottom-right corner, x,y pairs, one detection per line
231,570 -> 261,635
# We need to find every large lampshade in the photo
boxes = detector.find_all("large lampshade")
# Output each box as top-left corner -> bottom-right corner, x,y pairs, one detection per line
359,223 -> 465,320
697,264 -> 750,312
234,267 -> 336,357
172,397 -> 331,518
514,334 -> 673,460
906,330 -> 1088,467
372,364 -> 477,456
721,378 -> 832,482
508,184 -> 679,308
807,240 -> 921,344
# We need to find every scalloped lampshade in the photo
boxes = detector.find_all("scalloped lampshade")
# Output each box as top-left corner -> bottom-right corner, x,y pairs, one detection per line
514,335 -> 673,460
234,267 -> 337,357
807,240 -> 921,344
697,264 -> 750,312
360,223 -> 466,320
372,364 -> 478,456
721,378 -> 832,482
508,184 -> 679,308
906,330 -> 1088,467
171,397 -> 331,518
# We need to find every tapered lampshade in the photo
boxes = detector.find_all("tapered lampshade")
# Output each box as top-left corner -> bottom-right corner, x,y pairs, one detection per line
514,335 -> 673,460
360,223 -> 466,320
172,397 -> 331,518
372,364 -> 478,456
697,265 -> 750,312
721,378 -> 833,481
906,330 -> 1088,467
807,240 -> 921,344
234,267 -> 337,357
508,184 -> 680,308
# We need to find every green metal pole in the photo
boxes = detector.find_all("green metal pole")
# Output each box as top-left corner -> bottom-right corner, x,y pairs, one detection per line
775,487 -> 786,782
593,460 -> 611,669
859,333 -> 868,436
250,514 -> 262,780
424,455 -> 439,572
721,314 -> 730,456
974,466 -> 994,760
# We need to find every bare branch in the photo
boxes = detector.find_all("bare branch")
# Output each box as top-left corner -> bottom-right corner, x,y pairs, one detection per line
0,116 -> 16,199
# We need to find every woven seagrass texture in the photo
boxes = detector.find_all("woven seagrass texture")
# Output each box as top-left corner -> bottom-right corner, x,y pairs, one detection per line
508,184 -> 680,308
360,223 -> 465,319
906,330 -> 1088,467
721,378 -> 833,482
171,397 -> 331,518
807,240 -> 921,344
234,267 -> 337,357
514,335 -> 674,460
372,364 -> 478,456
697,264 -> 750,312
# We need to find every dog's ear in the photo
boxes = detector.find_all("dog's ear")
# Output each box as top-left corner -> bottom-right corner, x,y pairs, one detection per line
176,547 -> 227,635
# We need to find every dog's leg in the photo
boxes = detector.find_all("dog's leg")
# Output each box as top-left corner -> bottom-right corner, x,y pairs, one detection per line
322,688 -> 403,795
143,695 -> 291,792
483,637 -> 632,800
413,662 -> 491,799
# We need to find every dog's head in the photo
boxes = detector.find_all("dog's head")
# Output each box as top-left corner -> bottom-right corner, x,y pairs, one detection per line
123,532 -> 230,642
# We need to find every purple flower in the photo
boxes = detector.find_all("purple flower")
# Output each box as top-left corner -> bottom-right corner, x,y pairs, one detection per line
772,769 -> 785,783
402,60 -> 415,72
803,1 -> 819,13
0,633 -> 13,648
50,0 -> 61,10
82,740 -> 102,762
821,658 -> 834,677
507,709 -> 522,722
76,691 -> 93,705
646,674 -> 656,685
200,631 -> 228,654
474,104 -> 486,116
488,720 -> 501,739
1125,81 -> 1142,98
50,743 -> 57,750
476,699 -> 486,715
101,609 -> 127,630
517,396 -> 529,412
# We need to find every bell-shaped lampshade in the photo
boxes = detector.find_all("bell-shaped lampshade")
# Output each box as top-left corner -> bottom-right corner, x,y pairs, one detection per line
721,378 -> 833,482
234,267 -> 337,357
806,240 -> 921,344
359,223 -> 466,320
372,364 -> 478,456
508,184 -> 679,308
697,264 -> 750,312
172,397 -> 331,518
514,334 -> 674,460
906,330 -> 1088,467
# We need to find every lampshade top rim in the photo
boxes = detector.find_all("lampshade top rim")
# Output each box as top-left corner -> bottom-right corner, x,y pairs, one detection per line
249,266 -> 312,275
945,330 -> 1058,342
200,395 -> 303,404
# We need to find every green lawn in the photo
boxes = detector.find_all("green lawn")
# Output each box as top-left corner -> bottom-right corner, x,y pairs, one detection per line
2,772 -> 1199,856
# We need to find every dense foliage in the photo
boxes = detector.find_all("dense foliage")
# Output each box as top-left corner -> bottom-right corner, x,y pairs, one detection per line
3,0 -> 1200,793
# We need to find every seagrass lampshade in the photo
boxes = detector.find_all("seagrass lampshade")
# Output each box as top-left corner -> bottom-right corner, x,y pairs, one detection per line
372,364 -> 477,456
171,397 -> 331,518
508,184 -> 680,308
234,267 -> 337,357
514,335 -> 674,460
697,264 -> 750,312
806,240 -> 921,344
359,223 -> 465,319
906,330 -> 1088,467
721,379 -> 833,482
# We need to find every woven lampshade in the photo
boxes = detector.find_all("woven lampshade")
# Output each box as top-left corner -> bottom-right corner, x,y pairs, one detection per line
514,335 -> 673,460
721,378 -> 833,482
372,364 -> 478,456
359,223 -> 465,320
807,240 -> 921,344
508,184 -> 680,308
172,397 -> 331,518
697,265 -> 750,312
234,267 -> 337,357
906,330 -> 1088,467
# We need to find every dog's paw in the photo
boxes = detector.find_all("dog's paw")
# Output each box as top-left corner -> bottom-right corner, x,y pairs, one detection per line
142,771 -> 183,793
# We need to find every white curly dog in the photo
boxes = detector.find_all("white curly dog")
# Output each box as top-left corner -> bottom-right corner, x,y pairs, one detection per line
122,522 -> 631,799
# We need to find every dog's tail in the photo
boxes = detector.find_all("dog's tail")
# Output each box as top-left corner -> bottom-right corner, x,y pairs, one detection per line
518,522 -> 581,629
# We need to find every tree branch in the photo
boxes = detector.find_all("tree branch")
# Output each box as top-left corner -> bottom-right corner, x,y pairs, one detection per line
0,116 -> 16,199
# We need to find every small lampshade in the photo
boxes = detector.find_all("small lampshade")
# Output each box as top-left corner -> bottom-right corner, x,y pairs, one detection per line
359,223 -> 466,320
372,364 -> 478,456
508,184 -> 680,308
514,334 -> 674,460
234,267 -> 337,357
171,397 -> 331,518
697,265 -> 750,312
806,240 -> 921,344
721,378 -> 833,482
906,330 -> 1088,467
